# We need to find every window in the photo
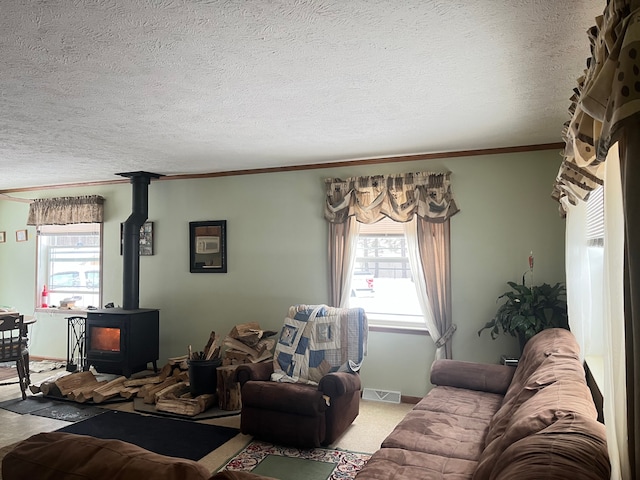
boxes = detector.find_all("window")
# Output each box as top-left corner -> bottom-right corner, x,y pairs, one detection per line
347,217 -> 425,330
36,224 -> 102,310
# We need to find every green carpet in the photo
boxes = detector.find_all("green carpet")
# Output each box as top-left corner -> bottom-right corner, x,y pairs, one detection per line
220,440 -> 371,480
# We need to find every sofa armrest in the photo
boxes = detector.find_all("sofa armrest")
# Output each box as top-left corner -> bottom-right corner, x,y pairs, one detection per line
430,359 -> 515,395
234,362 -> 275,386
318,372 -> 361,398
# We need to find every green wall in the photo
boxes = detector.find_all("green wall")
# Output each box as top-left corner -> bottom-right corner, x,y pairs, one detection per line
0,149 -> 566,397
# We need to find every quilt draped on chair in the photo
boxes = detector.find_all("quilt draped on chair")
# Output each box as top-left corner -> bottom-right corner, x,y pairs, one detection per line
271,305 -> 368,385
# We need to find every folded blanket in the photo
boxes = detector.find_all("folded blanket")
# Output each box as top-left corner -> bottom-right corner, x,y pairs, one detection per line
271,305 -> 368,385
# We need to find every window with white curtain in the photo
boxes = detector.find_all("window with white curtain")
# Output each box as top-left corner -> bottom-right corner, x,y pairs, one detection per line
347,217 -> 424,330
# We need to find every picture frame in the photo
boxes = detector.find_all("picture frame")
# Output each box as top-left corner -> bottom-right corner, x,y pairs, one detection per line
120,221 -> 154,256
15,230 -> 27,242
189,220 -> 227,273
0,231 -> 5,243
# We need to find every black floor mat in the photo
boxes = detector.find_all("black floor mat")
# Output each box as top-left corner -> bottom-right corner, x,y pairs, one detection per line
0,396 -> 58,414
28,402 -> 106,422
57,410 -> 239,460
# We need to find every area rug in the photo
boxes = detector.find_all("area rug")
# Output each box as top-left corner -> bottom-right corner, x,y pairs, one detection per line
219,441 -> 371,480
57,410 -> 239,460
27,360 -> 67,373
0,360 -> 66,383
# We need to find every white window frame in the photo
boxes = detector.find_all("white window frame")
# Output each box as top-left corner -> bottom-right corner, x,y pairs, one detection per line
36,223 -> 103,312
347,217 -> 427,331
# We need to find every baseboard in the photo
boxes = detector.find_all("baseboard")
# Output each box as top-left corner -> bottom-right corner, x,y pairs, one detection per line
29,356 -> 66,362
400,395 -> 421,404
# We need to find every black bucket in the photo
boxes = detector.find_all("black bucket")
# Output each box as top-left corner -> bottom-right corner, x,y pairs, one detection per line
188,357 -> 222,397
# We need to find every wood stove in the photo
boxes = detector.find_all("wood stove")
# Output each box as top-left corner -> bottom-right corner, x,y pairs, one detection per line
85,171 -> 163,377
86,308 -> 158,377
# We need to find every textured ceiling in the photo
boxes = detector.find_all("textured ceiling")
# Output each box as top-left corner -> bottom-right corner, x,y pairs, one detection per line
0,0 -> 603,191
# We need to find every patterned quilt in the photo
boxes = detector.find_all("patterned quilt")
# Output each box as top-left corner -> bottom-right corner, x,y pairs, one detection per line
271,305 -> 368,385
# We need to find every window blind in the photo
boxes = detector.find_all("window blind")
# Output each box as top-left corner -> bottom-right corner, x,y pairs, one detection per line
586,186 -> 604,247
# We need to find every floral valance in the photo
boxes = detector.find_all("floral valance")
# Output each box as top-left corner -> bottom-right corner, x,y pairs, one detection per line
324,172 -> 459,224
552,1 -> 640,211
27,195 -> 104,226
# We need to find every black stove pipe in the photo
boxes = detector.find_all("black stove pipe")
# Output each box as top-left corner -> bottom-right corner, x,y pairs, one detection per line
117,171 -> 163,310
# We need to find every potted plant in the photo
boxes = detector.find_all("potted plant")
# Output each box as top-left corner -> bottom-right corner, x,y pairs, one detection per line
478,281 -> 569,352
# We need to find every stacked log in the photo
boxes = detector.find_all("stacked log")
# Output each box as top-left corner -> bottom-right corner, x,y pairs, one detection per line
222,322 -> 277,365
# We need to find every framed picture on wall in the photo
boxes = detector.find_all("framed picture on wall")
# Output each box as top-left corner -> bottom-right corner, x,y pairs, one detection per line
189,220 -> 227,273
15,230 -> 27,242
120,221 -> 154,255
0,231 -> 5,243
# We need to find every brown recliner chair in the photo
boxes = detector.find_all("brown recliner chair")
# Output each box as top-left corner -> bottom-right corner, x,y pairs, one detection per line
235,305 -> 367,448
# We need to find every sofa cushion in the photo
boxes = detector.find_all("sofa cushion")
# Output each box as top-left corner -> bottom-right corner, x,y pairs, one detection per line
1,432 -> 212,480
473,379 -> 597,480
359,447 -> 478,480
382,387 -> 503,463
490,414 -> 610,480
414,386 -> 503,422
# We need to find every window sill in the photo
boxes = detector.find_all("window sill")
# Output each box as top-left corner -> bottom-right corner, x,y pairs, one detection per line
35,307 -> 92,315
368,324 -> 430,335
584,354 -> 604,392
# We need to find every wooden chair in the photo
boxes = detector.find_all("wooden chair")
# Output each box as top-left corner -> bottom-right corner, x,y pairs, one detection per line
0,314 -> 30,399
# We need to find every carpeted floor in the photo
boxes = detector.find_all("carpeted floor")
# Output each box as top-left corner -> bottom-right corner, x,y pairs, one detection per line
57,409 -> 240,461
220,440 -> 371,480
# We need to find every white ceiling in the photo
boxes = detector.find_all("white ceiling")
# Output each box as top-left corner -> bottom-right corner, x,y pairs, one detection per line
0,0 -> 603,192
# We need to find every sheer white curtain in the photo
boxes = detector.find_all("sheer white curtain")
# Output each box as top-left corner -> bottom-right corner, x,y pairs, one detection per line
564,196 -> 605,362
402,220 -> 440,354
565,199 -> 593,360
602,145 -> 630,480
564,144 -> 629,479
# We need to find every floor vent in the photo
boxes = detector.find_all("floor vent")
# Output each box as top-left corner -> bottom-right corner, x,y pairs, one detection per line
362,388 -> 401,404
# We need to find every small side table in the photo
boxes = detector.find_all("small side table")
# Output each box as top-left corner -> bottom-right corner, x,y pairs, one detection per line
500,355 -> 519,367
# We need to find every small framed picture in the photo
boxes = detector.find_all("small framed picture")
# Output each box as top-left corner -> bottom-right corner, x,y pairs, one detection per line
189,220 -> 227,273
15,230 -> 28,242
120,221 -> 154,256
0,231 -> 5,243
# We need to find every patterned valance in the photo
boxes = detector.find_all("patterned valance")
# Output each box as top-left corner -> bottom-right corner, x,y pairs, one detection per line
552,2 -> 640,211
27,195 -> 104,226
324,172 -> 459,224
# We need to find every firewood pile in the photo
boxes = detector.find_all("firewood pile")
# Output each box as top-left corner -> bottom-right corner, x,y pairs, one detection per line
29,358 -> 198,409
29,331 -> 223,417
221,322 -> 277,365
27,324 -> 278,416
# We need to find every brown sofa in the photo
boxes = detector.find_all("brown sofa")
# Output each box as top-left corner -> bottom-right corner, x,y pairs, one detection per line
1,432 -> 276,480
354,327 -> 610,479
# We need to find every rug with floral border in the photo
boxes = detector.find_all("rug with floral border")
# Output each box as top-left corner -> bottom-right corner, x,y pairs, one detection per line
219,440 -> 371,480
